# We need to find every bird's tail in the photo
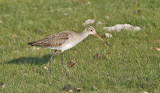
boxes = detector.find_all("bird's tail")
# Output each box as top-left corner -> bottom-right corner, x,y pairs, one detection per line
28,40 -> 44,47
28,42 -> 35,46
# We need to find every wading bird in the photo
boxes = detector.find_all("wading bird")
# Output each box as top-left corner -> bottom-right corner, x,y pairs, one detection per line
28,26 -> 111,76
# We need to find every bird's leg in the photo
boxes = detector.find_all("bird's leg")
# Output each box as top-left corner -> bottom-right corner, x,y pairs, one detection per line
61,51 -> 71,76
48,50 -> 57,74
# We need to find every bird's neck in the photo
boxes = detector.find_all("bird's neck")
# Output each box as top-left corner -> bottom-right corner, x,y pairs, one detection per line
79,30 -> 89,39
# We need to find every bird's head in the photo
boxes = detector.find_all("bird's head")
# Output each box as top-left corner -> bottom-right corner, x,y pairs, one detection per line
85,26 -> 96,35
85,26 -> 111,47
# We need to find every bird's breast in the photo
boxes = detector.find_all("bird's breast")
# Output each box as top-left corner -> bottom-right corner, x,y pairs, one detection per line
60,34 -> 87,52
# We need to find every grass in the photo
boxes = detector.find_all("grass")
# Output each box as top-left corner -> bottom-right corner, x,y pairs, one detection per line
0,0 -> 160,92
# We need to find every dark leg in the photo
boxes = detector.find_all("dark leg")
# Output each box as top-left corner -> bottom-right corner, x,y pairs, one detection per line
61,51 -> 71,76
48,50 -> 57,74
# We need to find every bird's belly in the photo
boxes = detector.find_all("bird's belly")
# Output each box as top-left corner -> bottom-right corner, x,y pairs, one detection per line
47,44 -> 74,51
61,43 -> 75,52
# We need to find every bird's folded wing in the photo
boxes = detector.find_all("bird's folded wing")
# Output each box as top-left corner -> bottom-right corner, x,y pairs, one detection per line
29,31 -> 72,47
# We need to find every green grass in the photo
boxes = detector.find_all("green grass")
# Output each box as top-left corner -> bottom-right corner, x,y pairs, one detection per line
0,0 -> 160,92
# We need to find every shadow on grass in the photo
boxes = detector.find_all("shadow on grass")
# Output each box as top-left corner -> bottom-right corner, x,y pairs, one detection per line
5,54 -> 54,65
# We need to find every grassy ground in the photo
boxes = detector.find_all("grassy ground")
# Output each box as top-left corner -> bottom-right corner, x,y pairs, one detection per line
0,0 -> 160,92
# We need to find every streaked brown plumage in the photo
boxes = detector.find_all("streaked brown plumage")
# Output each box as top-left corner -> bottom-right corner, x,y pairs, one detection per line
28,31 -> 71,47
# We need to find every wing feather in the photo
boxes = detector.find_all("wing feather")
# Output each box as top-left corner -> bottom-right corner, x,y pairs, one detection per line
28,31 -> 73,47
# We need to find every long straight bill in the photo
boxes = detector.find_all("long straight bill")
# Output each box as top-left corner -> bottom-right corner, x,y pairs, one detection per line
94,34 -> 111,47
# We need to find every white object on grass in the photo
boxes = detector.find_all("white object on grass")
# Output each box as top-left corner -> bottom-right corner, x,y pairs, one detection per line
44,67 -> 48,70
105,33 -> 112,38
143,92 -> 148,93
82,19 -> 95,26
1,84 -> 5,89
96,21 -> 103,26
104,24 -> 141,32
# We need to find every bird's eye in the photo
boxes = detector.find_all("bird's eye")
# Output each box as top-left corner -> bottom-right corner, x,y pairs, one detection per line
91,30 -> 93,31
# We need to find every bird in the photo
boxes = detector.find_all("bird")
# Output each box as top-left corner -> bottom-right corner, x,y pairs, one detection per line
28,26 -> 111,76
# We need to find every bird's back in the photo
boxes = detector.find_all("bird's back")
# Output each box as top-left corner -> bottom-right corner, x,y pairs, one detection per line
28,31 -> 77,48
